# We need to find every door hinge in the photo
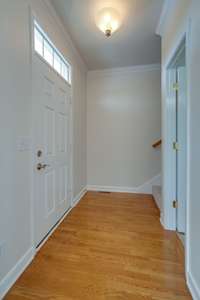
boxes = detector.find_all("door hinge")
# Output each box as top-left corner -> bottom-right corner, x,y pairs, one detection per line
173,141 -> 179,151
173,82 -> 179,91
172,200 -> 178,208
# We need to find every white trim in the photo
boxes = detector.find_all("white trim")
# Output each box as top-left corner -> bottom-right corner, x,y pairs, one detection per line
87,64 -> 161,79
187,272 -> 200,300
0,248 -> 35,299
152,185 -> 162,211
87,185 -> 141,194
69,91 -> 74,208
162,23 -> 190,231
87,174 -> 161,195
162,67 -> 177,231
139,174 -> 161,194
36,187 -> 87,251
72,187 -> 87,207
160,213 -> 174,231
36,206 -> 73,252
185,18 -> 192,278
156,0 -> 170,36
162,17 -> 194,298
0,187 -> 87,298
28,3 -> 35,255
165,33 -> 187,71
33,51 -> 71,87
34,20 -> 72,85
160,213 -> 166,229
183,18 -> 199,300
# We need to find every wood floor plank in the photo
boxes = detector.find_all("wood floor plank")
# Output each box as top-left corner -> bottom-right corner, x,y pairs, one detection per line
5,192 -> 192,299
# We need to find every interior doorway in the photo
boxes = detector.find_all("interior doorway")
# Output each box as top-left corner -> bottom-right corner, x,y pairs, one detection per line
167,38 -> 187,242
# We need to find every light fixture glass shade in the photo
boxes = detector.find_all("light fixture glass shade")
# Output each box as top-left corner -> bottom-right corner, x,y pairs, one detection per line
96,8 -> 121,37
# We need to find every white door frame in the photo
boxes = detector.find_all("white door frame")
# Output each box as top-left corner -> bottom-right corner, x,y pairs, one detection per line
162,18 -> 191,278
29,9 -> 74,250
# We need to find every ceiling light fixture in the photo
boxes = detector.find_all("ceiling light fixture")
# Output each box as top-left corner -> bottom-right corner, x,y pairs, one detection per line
96,8 -> 121,37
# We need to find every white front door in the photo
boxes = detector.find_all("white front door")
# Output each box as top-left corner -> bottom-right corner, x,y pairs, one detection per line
32,54 -> 71,246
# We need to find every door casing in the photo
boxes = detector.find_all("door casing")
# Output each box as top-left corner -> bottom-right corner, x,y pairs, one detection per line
162,19 -> 192,281
164,41 -> 187,231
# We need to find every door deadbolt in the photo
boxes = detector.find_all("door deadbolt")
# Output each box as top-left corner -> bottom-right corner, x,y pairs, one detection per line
37,150 -> 42,157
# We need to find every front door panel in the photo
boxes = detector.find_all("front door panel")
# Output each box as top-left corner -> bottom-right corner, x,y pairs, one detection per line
33,54 -> 71,246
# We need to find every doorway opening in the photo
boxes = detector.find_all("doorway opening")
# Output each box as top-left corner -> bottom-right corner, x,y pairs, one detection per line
167,37 -> 187,245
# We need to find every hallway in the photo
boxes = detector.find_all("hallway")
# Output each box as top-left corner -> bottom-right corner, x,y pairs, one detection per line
5,192 -> 191,300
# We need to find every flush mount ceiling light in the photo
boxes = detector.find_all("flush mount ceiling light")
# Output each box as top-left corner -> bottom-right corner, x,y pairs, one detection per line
96,7 -> 121,37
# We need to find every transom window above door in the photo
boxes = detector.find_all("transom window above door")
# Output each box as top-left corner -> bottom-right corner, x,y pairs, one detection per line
34,20 -> 71,84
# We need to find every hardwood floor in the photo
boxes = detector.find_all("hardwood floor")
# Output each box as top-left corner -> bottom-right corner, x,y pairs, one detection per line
5,192 -> 191,300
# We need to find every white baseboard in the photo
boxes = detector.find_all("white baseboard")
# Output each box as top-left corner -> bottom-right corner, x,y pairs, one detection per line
0,188 -> 87,299
72,187 -> 87,207
87,174 -> 161,195
87,185 -> 141,193
159,214 -> 175,231
37,187 -> 87,252
0,247 -> 35,299
36,206 -> 73,252
187,271 -> 200,300
160,213 -> 166,229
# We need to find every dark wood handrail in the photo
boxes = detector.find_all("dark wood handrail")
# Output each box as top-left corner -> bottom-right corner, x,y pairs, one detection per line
152,139 -> 162,148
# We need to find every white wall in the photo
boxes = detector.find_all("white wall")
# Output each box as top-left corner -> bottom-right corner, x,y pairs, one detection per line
87,66 -> 161,192
160,0 -> 200,298
0,0 -> 87,296
0,0 -> 32,288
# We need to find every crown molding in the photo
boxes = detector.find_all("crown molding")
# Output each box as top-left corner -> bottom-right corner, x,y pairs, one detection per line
87,64 -> 161,79
156,0 -> 171,36
42,0 -> 88,71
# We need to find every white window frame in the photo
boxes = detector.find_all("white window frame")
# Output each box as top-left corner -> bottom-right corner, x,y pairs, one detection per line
34,20 -> 71,85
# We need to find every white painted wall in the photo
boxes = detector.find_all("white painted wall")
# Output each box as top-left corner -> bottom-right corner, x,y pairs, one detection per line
0,0 -> 32,289
0,0 -> 87,296
160,0 -> 200,298
87,66 -> 161,192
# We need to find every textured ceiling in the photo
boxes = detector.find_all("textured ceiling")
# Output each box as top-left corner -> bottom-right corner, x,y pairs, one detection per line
50,0 -> 163,70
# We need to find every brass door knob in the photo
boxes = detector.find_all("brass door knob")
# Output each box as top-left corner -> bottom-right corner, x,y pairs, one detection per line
37,163 -> 49,170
